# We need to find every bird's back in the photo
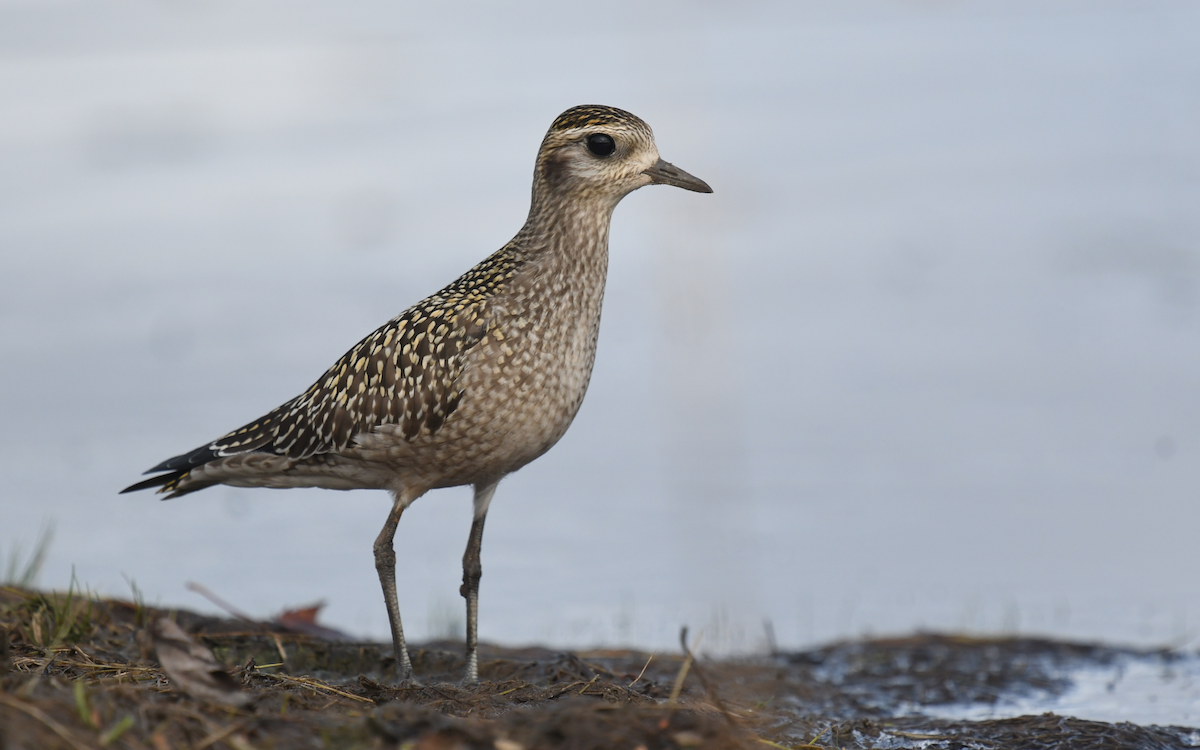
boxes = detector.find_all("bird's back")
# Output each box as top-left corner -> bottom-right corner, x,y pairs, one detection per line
126,220 -> 609,498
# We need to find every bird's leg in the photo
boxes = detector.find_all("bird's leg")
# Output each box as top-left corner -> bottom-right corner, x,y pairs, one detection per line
461,481 -> 498,685
375,489 -> 420,684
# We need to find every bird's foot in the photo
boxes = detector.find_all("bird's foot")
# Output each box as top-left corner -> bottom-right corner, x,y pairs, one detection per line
461,661 -> 481,687
391,659 -> 421,688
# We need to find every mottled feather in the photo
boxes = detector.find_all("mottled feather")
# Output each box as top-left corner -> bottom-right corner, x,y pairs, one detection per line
129,246 -> 518,496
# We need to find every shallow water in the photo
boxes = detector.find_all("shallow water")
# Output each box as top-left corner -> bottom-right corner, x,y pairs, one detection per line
923,651 -> 1200,727
2,0 -> 1200,663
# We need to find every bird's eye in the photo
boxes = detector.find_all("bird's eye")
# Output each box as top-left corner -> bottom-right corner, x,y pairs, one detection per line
585,133 -> 616,157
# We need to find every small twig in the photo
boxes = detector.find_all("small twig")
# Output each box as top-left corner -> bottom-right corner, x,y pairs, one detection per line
270,634 -> 289,669
0,692 -> 92,750
667,628 -> 700,705
762,619 -> 778,657
678,626 -> 738,727
806,725 -> 832,746
628,652 -> 654,688
577,674 -> 599,694
185,582 -> 256,622
66,661 -> 158,677
548,681 -> 587,700
263,673 -> 374,704
70,645 -> 101,666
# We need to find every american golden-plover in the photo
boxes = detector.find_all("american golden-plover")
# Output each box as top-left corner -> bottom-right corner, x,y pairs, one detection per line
123,105 -> 712,684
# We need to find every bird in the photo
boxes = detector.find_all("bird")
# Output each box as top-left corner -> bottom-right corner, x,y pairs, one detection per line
122,104 -> 712,685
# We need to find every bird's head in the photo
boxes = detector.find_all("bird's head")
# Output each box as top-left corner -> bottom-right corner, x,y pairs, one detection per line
533,105 -> 712,208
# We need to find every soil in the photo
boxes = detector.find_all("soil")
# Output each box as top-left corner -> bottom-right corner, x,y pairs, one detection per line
0,586 -> 1196,749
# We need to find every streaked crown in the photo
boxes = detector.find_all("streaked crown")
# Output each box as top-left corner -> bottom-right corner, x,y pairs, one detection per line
548,105 -> 652,136
533,105 -> 660,203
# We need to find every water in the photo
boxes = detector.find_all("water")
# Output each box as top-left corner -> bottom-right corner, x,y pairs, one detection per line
924,652 -> 1200,727
2,0 -> 1199,680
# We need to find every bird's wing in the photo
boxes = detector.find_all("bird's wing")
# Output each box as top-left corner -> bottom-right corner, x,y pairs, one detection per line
218,299 -> 489,457
123,247 -> 519,495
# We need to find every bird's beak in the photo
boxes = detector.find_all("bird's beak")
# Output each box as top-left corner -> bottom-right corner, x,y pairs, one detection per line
643,158 -> 713,193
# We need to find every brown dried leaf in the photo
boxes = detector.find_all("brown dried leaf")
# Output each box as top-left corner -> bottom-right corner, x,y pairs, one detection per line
275,601 -> 353,641
149,618 -> 252,708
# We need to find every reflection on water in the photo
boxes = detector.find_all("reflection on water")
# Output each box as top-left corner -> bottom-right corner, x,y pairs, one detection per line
924,651 -> 1200,728
2,1 -> 1199,657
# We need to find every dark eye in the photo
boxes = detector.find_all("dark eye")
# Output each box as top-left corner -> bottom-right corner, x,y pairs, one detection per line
586,133 -> 616,157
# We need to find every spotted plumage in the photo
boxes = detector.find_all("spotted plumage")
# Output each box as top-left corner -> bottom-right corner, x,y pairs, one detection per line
123,249 -> 514,496
122,105 -> 712,685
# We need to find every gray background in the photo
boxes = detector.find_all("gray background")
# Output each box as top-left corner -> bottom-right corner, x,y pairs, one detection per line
2,0 -> 1198,654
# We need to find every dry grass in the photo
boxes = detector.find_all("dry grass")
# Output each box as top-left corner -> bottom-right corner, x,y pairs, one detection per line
0,586 -> 762,749
2,586 -> 1194,750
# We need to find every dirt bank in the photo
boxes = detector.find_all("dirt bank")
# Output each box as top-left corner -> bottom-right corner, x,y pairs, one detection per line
1,586 -> 1194,749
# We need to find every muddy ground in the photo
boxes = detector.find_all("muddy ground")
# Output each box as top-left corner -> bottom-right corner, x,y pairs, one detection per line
1,586 -> 1196,749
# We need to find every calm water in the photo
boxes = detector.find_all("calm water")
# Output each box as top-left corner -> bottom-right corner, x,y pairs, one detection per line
925,651 -> 1200,729
3,0 -> 1200,703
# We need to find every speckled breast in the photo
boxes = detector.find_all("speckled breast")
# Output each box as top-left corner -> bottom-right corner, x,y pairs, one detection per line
355,247 -> 608,490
